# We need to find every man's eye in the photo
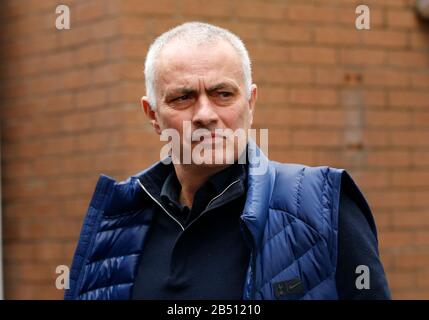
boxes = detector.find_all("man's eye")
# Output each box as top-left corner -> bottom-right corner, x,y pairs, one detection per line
172,95 -> 189,102
218,91 -> 232,98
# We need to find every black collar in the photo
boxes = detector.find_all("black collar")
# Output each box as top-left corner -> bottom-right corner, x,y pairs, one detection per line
160,162 -> 247,211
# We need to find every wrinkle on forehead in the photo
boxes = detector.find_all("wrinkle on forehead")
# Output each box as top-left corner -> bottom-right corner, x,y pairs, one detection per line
154,40 -> 245,95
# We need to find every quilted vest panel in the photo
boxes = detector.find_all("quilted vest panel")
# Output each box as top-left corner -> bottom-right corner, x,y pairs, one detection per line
65,141 -> 366,300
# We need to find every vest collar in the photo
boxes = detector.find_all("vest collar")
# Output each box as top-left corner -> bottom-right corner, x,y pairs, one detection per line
240,139 -> 275,251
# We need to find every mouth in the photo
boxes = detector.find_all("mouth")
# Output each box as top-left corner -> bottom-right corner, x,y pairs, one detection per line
191,131 -> 226,142
192,134 -> 225,147
209,132 -> 225,139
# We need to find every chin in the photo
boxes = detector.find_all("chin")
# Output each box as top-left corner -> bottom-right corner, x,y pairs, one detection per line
192,144 -> 238,166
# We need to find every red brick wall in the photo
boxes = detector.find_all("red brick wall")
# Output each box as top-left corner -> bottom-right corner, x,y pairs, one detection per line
1,0 -> 428,299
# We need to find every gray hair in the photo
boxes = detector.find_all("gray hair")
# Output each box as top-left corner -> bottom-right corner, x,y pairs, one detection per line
144,21 -> 252,110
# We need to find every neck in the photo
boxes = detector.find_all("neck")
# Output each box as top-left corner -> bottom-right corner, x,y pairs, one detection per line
173,163 -> 230,208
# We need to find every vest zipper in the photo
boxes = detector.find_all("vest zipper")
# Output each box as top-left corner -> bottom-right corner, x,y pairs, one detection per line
251,252 -> 257,299
138,177 -> 241,232
137,179 -> 185,231
181,178 -> 242,232
206,178 -> 241,209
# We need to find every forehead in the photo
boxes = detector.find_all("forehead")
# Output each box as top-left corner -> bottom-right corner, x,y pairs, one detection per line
155,39 -> 244,89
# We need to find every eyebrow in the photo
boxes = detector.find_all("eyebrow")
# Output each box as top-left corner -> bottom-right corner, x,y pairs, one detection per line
165,82 -> 238,98
206,82 -> 238,92
165,87 -> 196,97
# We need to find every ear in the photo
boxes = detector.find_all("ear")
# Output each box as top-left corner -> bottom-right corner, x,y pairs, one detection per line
247,84 -> 258,125
141,96 -> 161,135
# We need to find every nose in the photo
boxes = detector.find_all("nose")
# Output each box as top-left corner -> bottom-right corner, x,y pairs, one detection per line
192,93 -> 219,129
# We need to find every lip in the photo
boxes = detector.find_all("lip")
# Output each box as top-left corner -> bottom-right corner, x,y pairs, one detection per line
192,132 -> 225,141
192,134 -> 225,144
210,133 -> 224,139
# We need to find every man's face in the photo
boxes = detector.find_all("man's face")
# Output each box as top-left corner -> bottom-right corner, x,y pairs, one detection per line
143,39 -> 257,166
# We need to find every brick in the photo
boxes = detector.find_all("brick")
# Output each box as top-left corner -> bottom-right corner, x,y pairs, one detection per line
60,69 -> 92,91
61,113 -> 92,133
37,92 -> 75,114
374,0 -> 415,8
313,150 -> 347,168
4,242 -> 67,263
2,13 -> 51,39
339,48 -> 386,66
62,198 -> 90,218
392,171 -> 429,187
363,69 -> 411,88
390,289 -> 429,300
414,190 -> 428,207
266,128 -> 291,147
317,109 -> 353,128
416,271 -> 429,289
386,271 -> 416,290
378,231 -> 416,250
289,109 -> 319,127
256,86 -> 288,104
41,136 -> 77,157
27,0 -> 68,13
314,26 -> 360,46
4,264 -> 56,283
263,25 -> 312,43
391,130 -> 429,147
246,43 -> 289,64
108,82 -> 145,104
389,91 -> 429,108
366,150 -> 411,168
361,90 -> 386,108
387,9 -> 420,29
220,22 -> 262,42
410,31 -> 429,49
365,110 -> 411,128
412,150 -> 429,167
118,0 -> 176,15
290,88 -> 337,106
4,200 -> 63,219
4,55 -> 44,78
75,43 -> 107,66
0,1 -> 34,20
388,51 -> 429,68
57,25 -> 93,49
235,2 -> 285,21
392,211 -> 429,229
351,170 -> 390,189
361,30 -> 409,49
286,4 -> 337,23
115,61 -> 145,81
43,51 -> 75,72
76,88 -> 109,110
109,38 -> 149,60
269,148 -> 314,165
90,17 -> 119,40
91,63 -> 120,85
411,73 -> 429,89
416,232 -> 429,247
291,129 -> 342,147
5,283 -> 63,300
26,74 -> 62,95
315,68 -> 349,86
290,46 -> 336,65
254,65 -> 313,85
74,0 -> 108,23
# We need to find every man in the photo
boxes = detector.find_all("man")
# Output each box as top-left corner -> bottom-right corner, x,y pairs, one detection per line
65,22 -> 391,300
